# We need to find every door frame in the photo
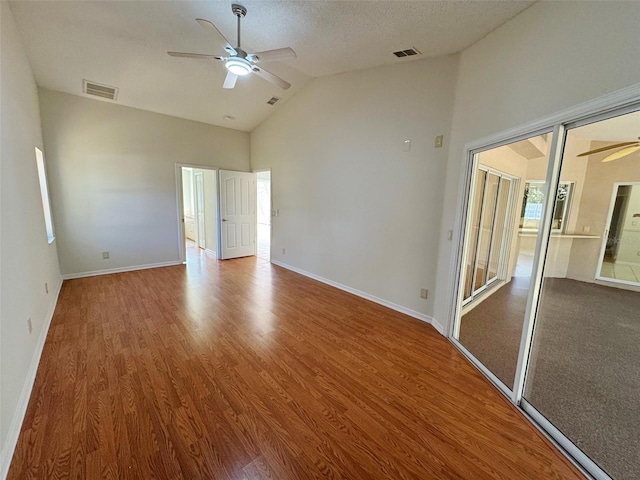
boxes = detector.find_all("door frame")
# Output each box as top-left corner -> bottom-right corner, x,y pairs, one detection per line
174,163 -> 220,264
446,83 -> 640,480
253,168 -> 272,260
193,171 -> 206,249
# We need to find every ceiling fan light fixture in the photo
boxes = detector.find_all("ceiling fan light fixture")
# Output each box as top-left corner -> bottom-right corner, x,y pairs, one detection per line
226,58 -> 251,76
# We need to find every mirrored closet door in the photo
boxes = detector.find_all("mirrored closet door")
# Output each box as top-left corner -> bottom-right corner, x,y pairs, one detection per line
452,106 -> 640,480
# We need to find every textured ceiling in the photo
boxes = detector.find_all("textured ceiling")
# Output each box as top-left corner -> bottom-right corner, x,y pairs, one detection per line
9,0 -> 534,131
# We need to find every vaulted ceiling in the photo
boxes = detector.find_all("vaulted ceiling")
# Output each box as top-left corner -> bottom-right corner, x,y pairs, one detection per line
9,1 -> 534,131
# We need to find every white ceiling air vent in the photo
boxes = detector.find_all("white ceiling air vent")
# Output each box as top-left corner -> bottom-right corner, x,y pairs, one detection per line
393,47 -> 422,58
83,80 -> 118,100
267,96 -> 280,105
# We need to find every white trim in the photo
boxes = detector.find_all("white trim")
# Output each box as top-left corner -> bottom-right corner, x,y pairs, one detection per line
512,123 -> 566,403
0,278 -> 63,479
205,248 -> 217,257
61,261 -> 182,280
464,83 -> 640,153
450,337 -> 512,398
270,260 -> 443,333
521,400 -> 608,480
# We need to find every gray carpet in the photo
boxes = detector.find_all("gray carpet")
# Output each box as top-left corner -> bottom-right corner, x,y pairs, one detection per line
459,277 -> 640,480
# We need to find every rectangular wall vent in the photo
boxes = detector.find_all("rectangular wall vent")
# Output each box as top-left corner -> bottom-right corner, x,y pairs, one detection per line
392,47 -> 421,58
267,96 -> 280,105
83,80 -> 118,100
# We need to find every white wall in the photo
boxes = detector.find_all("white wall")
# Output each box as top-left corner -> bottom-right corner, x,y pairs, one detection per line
251,56 -> 458,323
38,90 -> 250,276
0,3 -> 62,474
435,1 -> 640,329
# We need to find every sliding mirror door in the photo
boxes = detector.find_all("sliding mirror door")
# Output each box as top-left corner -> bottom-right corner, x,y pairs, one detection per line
454,132 -> 554,391
524,109 -> 640,480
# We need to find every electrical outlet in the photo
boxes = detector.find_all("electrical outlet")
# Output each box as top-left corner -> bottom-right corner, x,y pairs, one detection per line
435,135 -> 444,148
27,318 -> 32,334
282,248 -> 286,255
420,288 -> 428,299
45,282 -> 49,294
447,230 -> 453,241
583,226 -> 591,233
403,140 -> 411,152
103,251 -> 110,259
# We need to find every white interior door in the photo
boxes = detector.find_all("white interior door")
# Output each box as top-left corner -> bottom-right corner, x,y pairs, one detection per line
219,170 -> 256,259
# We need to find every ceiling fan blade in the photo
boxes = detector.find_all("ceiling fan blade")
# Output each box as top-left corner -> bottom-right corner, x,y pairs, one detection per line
577,141 -> 639,157
252,66 -> 291,90
223,71 -> 238,89
196,18 -> 237,56
601,144 -> 640,162
167,51 -> 225,60
249,47 -> 297,63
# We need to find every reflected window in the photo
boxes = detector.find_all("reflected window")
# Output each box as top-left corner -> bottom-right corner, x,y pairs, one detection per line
520,181 -> 573,233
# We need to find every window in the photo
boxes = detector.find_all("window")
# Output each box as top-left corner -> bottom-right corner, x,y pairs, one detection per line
35,147 -> 55,243
520,181 -> 573,233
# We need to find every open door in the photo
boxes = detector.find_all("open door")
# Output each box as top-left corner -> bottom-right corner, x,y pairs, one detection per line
218,169 -> 256,259
194,172 -> 206,249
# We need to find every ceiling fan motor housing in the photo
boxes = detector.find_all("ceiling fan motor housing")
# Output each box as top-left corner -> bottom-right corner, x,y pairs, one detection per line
232,4 -> 247,18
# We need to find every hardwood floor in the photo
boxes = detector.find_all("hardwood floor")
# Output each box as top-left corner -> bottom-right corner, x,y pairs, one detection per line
8,247 -> 584,479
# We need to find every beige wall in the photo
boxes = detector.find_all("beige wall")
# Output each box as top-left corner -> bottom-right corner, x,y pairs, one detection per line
0,3 -> 62,473
251,55 -> 458,324
435,1 -> 640,326
566,144 -> 640,282
39,90 -> 250,276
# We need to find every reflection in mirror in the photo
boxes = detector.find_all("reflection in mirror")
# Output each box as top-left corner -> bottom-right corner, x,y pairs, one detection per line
599,183 -> 640,284
524,109 -> 640,480
456,132 -> 553,390
520,181 -> 573,233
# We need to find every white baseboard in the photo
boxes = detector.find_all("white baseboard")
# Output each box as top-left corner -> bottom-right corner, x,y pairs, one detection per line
270,260 -> 443,333
62,260 -> 183,280
205,249 -> 217,257
0,277 -> 63,479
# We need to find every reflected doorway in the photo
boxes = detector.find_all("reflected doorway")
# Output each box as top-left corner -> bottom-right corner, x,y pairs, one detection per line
598,183 -> 640,284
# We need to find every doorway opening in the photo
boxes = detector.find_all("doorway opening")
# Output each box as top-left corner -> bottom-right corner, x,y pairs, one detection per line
180,166 -> 218,264
256,170 -> 271,260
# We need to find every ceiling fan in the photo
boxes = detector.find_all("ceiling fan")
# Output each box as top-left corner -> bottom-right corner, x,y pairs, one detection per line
577,137 -> 640,162
168,4 -> 296,90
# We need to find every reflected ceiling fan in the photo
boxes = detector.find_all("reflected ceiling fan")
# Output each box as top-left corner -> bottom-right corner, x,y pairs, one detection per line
168,4 -> 295,90
578,137 -> 640,162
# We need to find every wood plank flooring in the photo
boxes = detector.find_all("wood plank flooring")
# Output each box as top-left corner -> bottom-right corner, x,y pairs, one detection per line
8,247 -> 584,479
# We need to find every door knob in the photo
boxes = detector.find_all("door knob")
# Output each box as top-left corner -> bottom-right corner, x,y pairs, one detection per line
222,219 -> 228,222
